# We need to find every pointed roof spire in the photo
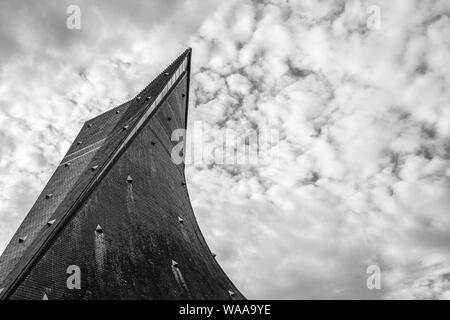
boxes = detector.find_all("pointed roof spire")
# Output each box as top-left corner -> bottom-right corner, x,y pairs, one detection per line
0,48 -> 199,301
42,293 -> 49,300
134,48 -> 190,101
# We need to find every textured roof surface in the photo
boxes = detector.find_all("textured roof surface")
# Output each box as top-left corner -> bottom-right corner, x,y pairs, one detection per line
0,49 -> 193,296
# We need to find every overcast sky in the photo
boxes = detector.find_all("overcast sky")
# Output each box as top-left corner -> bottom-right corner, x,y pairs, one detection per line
0,0 -> 449,299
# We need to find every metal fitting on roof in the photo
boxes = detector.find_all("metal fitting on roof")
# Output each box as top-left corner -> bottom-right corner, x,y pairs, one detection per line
95,225 -> 103,234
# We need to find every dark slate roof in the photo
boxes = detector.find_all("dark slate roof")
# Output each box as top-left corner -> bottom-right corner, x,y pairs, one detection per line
0,48 -> 192,296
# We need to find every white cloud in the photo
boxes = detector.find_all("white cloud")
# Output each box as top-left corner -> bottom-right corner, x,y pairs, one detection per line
0,0 -> 449,299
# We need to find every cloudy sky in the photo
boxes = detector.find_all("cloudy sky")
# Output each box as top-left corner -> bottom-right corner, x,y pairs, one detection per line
0,0 -> 449,299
